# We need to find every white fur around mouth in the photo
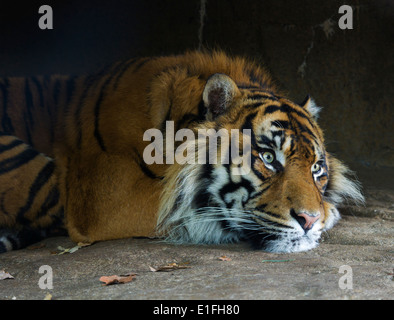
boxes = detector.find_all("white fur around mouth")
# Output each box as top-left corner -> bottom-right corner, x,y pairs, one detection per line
262,230 -> 322,253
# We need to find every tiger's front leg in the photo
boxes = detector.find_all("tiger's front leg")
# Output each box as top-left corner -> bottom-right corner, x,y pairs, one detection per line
60,152 -> 162,244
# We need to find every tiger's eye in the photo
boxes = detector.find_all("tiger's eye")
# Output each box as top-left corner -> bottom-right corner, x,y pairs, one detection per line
260,151 -> 275,164
312,163 -> 321,173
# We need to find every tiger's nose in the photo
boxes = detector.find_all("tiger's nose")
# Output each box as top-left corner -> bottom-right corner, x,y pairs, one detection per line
291,211 -> 320,231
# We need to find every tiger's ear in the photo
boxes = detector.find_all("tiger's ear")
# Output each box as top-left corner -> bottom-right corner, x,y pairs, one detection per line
203,73 -> 240,120
301,95 -> 321,120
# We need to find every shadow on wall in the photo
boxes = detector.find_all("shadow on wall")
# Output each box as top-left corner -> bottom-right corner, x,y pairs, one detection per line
0,0 -> 392,168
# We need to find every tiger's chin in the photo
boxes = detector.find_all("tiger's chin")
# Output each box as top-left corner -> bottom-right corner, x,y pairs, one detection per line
244,231 -> 322,253
160,209 -> 342,253
241,222 -> 326,253
242,214 -> 340,253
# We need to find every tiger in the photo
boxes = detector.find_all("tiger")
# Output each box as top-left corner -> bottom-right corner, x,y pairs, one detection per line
0,50 -> 363,253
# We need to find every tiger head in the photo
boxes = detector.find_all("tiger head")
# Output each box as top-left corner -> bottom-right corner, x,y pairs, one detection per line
157,73 -> 364,253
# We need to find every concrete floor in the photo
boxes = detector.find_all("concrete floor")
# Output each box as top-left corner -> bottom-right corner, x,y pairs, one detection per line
0,166 -> 393,300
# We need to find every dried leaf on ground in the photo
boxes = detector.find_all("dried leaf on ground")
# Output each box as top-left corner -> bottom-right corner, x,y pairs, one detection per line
218,255 -> 232,261
149,262 -> 191,272
43,293 -> 52,300
0,270 -> 14,280
99,273 -> 136,286
77,242 -> 92,247
53,243 -> 91,255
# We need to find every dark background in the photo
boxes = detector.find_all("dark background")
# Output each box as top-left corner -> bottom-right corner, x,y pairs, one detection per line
0,0 -> 393,170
